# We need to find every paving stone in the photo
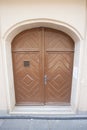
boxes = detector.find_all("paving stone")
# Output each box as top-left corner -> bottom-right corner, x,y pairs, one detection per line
29,119 -> 49,130
0,119 -> 87,130
69,120 -> 87,130
0,119 -> 30,130
0,120 -> 5,127
48,120 -> 87,130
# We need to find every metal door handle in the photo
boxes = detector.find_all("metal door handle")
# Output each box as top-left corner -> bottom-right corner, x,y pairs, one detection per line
44,75 -> 47,85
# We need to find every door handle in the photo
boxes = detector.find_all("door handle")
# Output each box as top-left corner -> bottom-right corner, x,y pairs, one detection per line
44,75 -> 47,85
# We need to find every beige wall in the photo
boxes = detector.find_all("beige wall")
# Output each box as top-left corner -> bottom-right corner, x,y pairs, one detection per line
1,0 -> 86,37
0,0 -> 87,114
0,22 -> 8,112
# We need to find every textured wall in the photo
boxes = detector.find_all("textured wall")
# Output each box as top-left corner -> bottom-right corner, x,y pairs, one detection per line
0,0 -> 87,113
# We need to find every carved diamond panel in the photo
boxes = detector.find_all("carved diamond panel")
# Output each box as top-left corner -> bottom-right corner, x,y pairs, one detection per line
23,74 -> 33,86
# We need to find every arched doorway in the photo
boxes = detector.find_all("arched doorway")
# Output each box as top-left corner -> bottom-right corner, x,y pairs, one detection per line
12,27 -> 74,106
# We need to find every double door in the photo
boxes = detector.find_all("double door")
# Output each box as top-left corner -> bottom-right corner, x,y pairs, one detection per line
12,27 -> 74,105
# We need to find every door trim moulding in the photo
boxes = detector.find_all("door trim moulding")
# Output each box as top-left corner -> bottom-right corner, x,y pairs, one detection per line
2,18 -> 83,114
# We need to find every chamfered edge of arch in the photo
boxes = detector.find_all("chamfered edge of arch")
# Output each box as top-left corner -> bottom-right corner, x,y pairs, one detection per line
3,18 -> 82,43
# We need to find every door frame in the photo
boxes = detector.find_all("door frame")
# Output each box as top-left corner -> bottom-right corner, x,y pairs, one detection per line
2,18 -> 83,114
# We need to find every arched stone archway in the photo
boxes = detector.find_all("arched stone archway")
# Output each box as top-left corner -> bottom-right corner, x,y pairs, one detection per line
3,19 -> 82,114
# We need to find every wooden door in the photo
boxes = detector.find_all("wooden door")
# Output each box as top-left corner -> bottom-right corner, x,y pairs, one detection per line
12,28 -> 44,105
44,28 -> 74,105
12,27 -> 74,106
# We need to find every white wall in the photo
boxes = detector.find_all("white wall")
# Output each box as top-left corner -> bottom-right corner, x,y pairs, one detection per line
78,26 -> 87,112
0,0 -> 87,113
0,19 -> 8,112
1,0 -> 86,38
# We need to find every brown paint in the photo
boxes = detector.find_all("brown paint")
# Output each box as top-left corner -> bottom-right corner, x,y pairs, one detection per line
12,27 -> 74,105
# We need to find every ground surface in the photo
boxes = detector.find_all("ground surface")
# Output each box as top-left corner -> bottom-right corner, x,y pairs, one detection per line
0,119 -> 87,130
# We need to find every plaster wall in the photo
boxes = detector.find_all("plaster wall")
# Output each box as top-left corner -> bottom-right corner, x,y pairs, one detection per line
0,0 -> 87,114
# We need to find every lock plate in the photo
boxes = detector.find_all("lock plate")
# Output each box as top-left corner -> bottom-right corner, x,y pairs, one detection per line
44,75 -> 47,85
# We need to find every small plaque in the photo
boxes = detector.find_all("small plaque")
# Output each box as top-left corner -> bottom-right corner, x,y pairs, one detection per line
24,61 -> 30,67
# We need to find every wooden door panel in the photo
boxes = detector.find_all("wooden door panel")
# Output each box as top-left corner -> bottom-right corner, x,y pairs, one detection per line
44,28 -> 74,105
12,52 -> 44,105
45,52 -> 74,105
45,52 -> 73,105
12,28 -> 42,52
12,28 -> 44,105
44,28 -> 74,52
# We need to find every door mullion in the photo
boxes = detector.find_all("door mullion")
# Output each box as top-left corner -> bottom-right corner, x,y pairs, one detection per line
43,28 -> 47,105
41,27 -> 45,104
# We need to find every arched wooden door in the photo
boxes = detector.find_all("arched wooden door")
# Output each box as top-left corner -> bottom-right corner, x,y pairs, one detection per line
12,27 -> 74,106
